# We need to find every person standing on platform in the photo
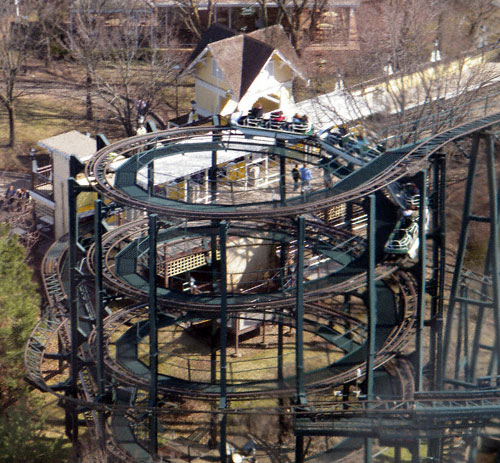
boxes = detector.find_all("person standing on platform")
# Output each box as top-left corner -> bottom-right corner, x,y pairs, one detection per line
292,164 -> 300,191
299,164 -> 312,192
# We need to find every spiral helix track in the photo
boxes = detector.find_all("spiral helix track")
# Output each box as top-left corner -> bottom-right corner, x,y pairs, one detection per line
25,110 -> 500,463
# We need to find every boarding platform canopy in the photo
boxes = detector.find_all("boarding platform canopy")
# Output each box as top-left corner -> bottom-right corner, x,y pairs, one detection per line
37,130 -> 97,163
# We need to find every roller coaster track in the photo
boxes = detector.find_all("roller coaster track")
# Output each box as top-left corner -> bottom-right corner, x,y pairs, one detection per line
84,112 -> 500,220
77,269 -> 414,400
25,110 -> 500,463
85,215 -> 391,312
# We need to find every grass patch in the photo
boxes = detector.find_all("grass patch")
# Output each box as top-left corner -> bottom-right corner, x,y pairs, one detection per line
0,93 -> 125,171
0,95 -> 90,171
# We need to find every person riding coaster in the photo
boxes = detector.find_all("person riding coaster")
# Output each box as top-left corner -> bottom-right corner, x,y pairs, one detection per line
267,110 -> 287,129
235,106 -> 313,134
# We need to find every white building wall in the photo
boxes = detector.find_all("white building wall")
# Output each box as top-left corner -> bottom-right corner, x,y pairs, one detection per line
52,152 -> 71,240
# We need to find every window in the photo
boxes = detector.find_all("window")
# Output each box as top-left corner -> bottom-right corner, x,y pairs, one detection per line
212,59 -> 224,80
264,59 -> 274,77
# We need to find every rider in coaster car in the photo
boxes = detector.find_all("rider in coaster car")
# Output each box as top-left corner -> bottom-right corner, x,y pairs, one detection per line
248,103 -> 264,118
270,110 -> 286,122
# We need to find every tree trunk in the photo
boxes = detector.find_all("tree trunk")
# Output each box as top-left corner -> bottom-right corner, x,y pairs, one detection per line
44,36 -> 51,69
86,68 -> 93,121
7,103 -> 15,147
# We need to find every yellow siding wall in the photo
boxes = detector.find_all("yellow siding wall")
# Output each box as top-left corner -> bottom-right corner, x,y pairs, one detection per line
197,86 -> 218,114
195,56 -> 214,84
195,54 -> 230,91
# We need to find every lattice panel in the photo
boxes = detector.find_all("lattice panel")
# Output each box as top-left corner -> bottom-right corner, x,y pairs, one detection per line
165,250 -> 220,277
316,204 -> 346,222
327,203 -> 346,221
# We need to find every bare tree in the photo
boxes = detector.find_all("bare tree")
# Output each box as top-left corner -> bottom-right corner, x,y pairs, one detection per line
0,0 -> 38,147
174,0 -> 217,41
33,0 -> 70,68
451,0 -> 498,46
255,0 -> 328,54
436,0 -> 500,57
68,0 -> 109,121
70,0 -> 182,135
0,198 -> 39,259
304,0 -> 500,143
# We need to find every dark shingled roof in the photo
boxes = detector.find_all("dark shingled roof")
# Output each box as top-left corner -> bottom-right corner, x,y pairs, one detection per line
246,25 -> 304,76
187,24 -> 305,101
186,23 -> 236,66
208,35 -> 275,100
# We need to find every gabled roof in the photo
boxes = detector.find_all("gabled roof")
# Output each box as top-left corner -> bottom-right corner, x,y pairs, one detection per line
186,23 -> 236,66
184,24 -> 306,100
209,35 -> 275,99
246,25 -> 304,76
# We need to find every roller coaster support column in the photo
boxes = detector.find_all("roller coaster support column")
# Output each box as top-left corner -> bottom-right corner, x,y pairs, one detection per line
428,152 -> 447,462
210,133 -> 221,202
296,216 -> 306,463
94,199 -> 107,461
277,139 -> 286,204
278,233 -> 287,444
364,194 -> 376,463
444,133 -> 481,383
208,135 -> 220,421
148,214 -> 159,459
296,215 -> 306,404
148,161 -> 155,197
67,177 -> 80,451
430,151 -> 447,391
469,136 -> 500,383
210,221 -> 219,450
485,133 -> 500,379
219,221 -> 229,463
278,239 -> 287,380
416,170 -> 428,392
366,194 -> 377,401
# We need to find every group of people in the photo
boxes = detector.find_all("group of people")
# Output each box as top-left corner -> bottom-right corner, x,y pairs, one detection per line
291,164 -> 313,192
2,185 -> 30,210
236,104 -> 312,133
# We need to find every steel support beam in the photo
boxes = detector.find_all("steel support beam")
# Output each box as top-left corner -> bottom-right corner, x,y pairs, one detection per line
443,134 -> 481,376
295,215 -> 306,404
210,134 -> 220,203
366,194 -> 376,401
219,221 -> 228,463
416,169 -> 428,391
295,215 -> 306,463
148,161 -> 154,197
278,140 -> 286,204
429,151 -> 447,391
94,199 -> 107,461
364,194 -> 376,463
148,214 -> 158,458
67,177 -> 80,445
485,133 -> 500,380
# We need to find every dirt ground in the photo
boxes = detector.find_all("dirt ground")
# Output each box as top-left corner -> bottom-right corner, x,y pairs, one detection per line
0,58 -> 193,172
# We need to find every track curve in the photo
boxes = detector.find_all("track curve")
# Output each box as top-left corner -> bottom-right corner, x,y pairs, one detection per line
25,110 -> 500,463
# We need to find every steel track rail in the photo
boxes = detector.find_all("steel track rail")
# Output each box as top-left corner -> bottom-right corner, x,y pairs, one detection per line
80,269 -> 416,400
84,112 -> 500,220
23,111 -> 500,463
